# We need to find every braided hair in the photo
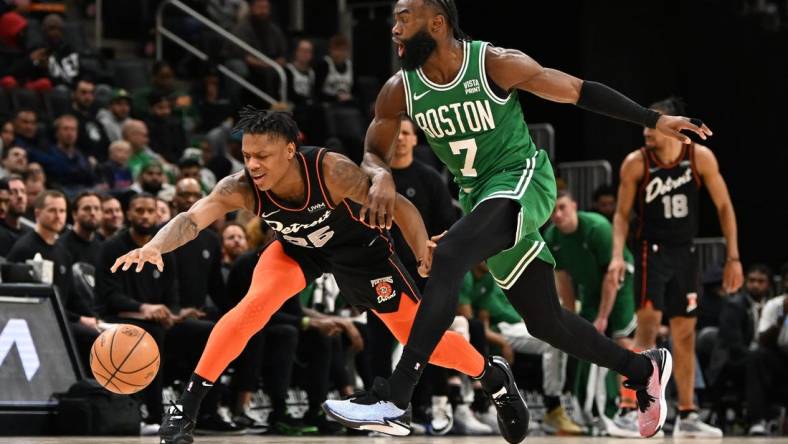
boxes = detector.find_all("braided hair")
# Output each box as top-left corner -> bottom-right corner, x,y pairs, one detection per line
424,0 -> 469,41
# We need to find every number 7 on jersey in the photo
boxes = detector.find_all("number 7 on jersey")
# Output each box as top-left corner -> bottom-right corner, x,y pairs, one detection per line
449,138 -> 478,177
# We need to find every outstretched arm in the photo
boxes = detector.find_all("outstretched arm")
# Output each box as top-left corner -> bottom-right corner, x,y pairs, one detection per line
323,152 -> 431,274
111,173 -> 253,272
484,46 -> 713,143
360,72 -> 408,229
695,145 -> 743,293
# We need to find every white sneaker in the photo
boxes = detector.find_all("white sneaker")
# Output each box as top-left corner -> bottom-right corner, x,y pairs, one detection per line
429,396 -> 453,436
474,406 -> 500,434
748,420 -> 767,436
453,404 -> 493,435
140,422 -> 160,436
606,410 -> 642,438
674,412 -> 723,438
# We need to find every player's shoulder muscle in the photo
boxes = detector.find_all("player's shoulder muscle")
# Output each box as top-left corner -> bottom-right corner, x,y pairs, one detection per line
620,149 -> 645,184
212,170 -> 255,211
484,44 -> 541,91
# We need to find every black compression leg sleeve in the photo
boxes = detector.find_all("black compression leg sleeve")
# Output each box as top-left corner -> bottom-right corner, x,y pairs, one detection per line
388,199 -> 519,408
504,259 -> 652,383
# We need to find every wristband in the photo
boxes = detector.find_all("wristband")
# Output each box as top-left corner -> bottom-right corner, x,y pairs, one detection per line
301,316 -> 311,331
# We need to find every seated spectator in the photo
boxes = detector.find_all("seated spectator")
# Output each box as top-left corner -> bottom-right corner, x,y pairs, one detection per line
24,162 -> 45,217
0,145 -> 28,178
97,194 -> 124,240
97,89 -> 132,143
122,119 -> 163,179
206,0 -> 248,30
172,178 -> 223,317
0,175 -> 33,256
131,61 -> 195,125
220,222 -> 248,280
193,68 -> 233,133
1,120 -> 15,152
12,109 -> 46,152
747,276 -> 788,435
591,184 -> 617,221
223,0 -> 287,100
71,77 -> 110,162
286,38 -> 316,107
155,197 -> 171,225
200,137 -> 233,182
130,161 -> 175,202
145,91 -> 187,164
315,34 -> 354,103
177,150 -> 216,194
707,264 -> 773,407
38,114 -> 96,195
7,190 -> 99,370
0,9 -> 27,58
0,179 -> 13,254
6,14 -> 81,90
57,191 -> 102,265
97,140 -> 133,191
95,193 -> 234,433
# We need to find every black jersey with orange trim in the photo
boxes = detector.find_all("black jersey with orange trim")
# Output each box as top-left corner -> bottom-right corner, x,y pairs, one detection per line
246,146 -> 419,311
634,143 -> 700,245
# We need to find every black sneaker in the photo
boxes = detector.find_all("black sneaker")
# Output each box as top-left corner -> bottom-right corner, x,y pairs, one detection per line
303,408 -> 346,435
232,411 -> 267,433
268,412 -> 318,436
486,356 -> 529,444
194,412 -> 245,435
159,402 -> 195,444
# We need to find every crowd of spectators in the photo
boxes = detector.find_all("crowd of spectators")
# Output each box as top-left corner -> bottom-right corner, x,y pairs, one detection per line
0,0 -> 785,438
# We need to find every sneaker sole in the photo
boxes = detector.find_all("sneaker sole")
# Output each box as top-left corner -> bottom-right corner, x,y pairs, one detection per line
322,403 -> 411,437
648,349 -> 673,438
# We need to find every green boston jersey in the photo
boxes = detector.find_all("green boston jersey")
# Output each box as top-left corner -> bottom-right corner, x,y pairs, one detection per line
543,212 -> 634,309
402,40 -> 536,189
459,271 -> 522,326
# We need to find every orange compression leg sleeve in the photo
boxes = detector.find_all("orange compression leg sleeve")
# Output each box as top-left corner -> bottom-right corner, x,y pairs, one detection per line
194,241 -> 306,381
374,295 -> 485,377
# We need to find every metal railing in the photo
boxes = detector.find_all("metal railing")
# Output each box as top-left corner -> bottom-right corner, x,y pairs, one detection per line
694,237 -> 727,275
557,160 -> 612,210
528,123 -> 556,160
155,0 -> 287,106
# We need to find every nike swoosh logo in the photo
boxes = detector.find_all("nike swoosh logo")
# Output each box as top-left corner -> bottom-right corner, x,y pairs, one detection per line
414,90 -> 430,101
261,210 -> 280,218
201,381 -> 213,387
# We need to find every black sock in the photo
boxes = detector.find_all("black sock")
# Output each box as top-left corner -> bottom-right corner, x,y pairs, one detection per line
620,353 -> 652,383
388,348 -> 428,409
448,385 -> 463,409
477,360 -> 506,394
179,373 -> 214,421
544,395 -> 561,412
678,409 -> 696,419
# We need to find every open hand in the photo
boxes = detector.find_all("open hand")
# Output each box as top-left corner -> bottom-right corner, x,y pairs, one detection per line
655,115 -> 713,144
111,246 -> 164,273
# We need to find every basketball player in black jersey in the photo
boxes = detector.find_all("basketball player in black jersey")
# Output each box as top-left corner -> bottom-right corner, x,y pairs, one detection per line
111,108 -> 521,444
610,98 -> 744,437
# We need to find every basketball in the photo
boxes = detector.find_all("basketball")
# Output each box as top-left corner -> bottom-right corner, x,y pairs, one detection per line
89,324 -> 160,395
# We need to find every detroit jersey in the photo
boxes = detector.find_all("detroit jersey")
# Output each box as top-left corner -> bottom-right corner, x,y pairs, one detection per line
634,143 -> 700,244
246,146 -> 418,311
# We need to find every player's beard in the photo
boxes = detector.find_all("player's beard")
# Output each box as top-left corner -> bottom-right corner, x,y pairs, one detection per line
132,222 -> 156,236
400,27 -> 437,70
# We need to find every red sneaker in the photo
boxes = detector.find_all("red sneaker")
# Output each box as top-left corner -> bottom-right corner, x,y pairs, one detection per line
623,348 -> 673,438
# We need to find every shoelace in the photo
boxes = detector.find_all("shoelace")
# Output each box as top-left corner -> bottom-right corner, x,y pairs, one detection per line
623,380 -> 656,413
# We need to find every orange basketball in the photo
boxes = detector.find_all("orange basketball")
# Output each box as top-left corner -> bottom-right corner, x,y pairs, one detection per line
90,324 -> 160,395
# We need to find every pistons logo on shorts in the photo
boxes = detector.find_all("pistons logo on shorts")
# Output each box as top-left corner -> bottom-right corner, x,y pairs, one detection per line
371,276 -> 396,304
686,292 -> 698,313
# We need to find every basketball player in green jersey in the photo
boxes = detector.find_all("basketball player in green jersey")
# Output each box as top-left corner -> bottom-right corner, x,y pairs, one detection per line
323,1 -> 712,441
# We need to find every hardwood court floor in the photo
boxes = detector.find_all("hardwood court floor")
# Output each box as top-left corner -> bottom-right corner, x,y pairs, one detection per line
1,436 -> 786,444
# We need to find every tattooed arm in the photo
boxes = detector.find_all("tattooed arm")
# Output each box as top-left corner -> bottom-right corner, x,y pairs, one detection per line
323,152 -> 433,276
112,172 -> 254,273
